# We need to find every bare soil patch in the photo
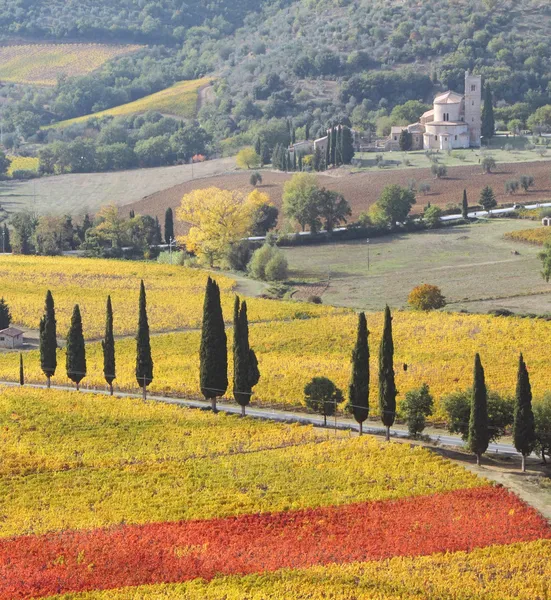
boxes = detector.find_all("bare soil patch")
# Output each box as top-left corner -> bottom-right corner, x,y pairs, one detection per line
130,160 -> 551,231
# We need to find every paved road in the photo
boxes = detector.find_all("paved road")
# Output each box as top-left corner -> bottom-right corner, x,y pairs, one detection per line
0,380 -> 525,457
442,201 -> 551,221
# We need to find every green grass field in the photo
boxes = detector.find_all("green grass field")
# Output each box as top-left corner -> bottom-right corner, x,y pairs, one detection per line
354,136 -> 551,173
49,78 -> 212,129
284,219 -> 551,315
0,44 -> 141,86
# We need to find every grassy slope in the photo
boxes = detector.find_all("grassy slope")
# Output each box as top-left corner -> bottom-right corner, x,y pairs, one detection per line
48,78 -> 213,128
0,44 -> 141,86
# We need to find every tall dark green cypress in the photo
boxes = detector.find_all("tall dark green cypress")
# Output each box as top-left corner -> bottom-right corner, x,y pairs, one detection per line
164,208 -> 174,244
462,189 -> 468,219
2,223 -> 10,252
233,297 -> 259,416
513,353 -> 537,472
378,305 -> 396,441
341,126 -> 355,164
330,126 -> 337,166
39,290 -> 57,388
66,304 -> 86,391
19,353 -> 24,386
468,353 -> 490,465
200,277 -> 228,412
136,280 -> 153,400
325,133 -> 330,169
481,84 -> 495,143
348,312 -> 369,435
102,295 -> 116,395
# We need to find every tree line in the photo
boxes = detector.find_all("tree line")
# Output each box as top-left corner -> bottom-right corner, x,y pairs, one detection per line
8,286 -> 550,468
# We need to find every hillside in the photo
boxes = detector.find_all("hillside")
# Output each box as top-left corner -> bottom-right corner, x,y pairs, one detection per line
49,77 -> 213,128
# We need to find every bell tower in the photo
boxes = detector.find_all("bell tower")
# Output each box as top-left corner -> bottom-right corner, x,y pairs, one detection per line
464,71 -> 482,147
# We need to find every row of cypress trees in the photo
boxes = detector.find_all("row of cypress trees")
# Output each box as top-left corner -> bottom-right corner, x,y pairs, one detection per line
348,306 -> 537,469
36,278 -> 261,414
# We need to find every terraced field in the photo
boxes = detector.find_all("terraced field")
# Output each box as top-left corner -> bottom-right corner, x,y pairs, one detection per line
0,44 -> 141,85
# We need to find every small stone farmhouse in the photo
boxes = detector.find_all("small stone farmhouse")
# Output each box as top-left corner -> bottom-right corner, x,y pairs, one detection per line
390,71 -> 482,151
0,327 -> 24,349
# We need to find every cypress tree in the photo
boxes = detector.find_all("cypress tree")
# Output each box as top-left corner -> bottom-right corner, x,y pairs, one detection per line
481,84 -> 495,143
0,297 -> 11,329
330,127 -> 337,166
154,216 -> 162,245
292,127 -> 296,144
39,290 -> 57,388
66,304 -> 86,390
378,305 -> 396,441
2,223 -> 10,252
348,312 -> 369,435
136,280 -> 153,400
513,353 -> 537,472
233,297 -> 260,416
129,209 -> 135,219
298,153 -> 303,172
200,277 -> 228,412
19,353 -> 24,386
164,208 -> 174,244
255,136 -> 262,156
292,151 -> 297,171
336,126 -> 343,166
462,189 -> 469,219
342,126 -> 355,164
305,121 -> 310,141
467,353 -> 490,465
325,133 -> 330,169
102,295 -> 116,395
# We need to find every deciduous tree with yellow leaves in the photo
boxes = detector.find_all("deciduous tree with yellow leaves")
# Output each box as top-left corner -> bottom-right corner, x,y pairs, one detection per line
177,187 -> 257,266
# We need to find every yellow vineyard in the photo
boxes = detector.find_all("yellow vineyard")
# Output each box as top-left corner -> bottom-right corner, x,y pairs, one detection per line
49,78 -> 212,129
7,155 -> 39,176
0,255 -> 338,339
0,44 -> 141,86
3,310 -> 551,416
505,227 -> 551,245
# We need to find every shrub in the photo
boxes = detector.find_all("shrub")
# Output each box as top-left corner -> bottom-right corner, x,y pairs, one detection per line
307,295 -> 322,304
481,157 -> 496,173
400,383 -> 434,437
408,284 -> 446,311
304,376 -> 343,426
424,205 -> 443,228
519,175 -> 535,192
248,244 -> 288,281
11,169 -> 39,180
249,172 -> 263,186
236,147 -> 261,170
226,240 -> 253,271
505,180 -> 520,195
430,163 -> 447,179
419,182 -> 431,195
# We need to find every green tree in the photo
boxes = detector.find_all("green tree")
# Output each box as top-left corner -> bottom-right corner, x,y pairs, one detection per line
0,150 -> 11,176
10,210 -> 37,255
200,277 -> 228,411
468,353 -> 490,465
481,156 -> 496,174
304,376 -> 343,426
0,297 -> 11,330
534,395 -> 551,464
399,129 -> 412,151
341,126 -> 355,164
282,173 -> 321,232
102,295 -> 116,395
164,207 -> 174,244
1,223 -> 11,252
19,353 -> 24,386
539,241 -> 551,282
233,296 -> 260,416
315,188 -> 351,232
348,312 -> 369,435
39,290 -> 57,388
482,84 -> 495,142
423,205 -> 443,228
462,189 -> 469,219
379,305 -> 397,441
513,353 -> 537,472
400,383 -> 434,437
479,186 -> 497,212
236,147 -> 261,169
66,304 -> 86,390
135,280 -> 153,399
372,185 -> 416,227
519,175 -> 535,192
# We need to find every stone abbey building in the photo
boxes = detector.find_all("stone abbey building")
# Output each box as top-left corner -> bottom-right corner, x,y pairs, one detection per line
390,72 -> 482,151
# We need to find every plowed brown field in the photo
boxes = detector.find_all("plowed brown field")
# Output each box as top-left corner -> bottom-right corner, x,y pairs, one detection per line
127,160 -> 551,233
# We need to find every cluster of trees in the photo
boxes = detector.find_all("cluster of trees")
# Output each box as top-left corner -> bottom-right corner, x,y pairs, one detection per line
505,175 -> 535,195
6,206 -> 175,258
282,173 -> 352,233
38,116 -> 211,174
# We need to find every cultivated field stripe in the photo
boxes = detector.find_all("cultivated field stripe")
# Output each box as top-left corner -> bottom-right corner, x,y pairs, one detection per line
1,487 -> 549,599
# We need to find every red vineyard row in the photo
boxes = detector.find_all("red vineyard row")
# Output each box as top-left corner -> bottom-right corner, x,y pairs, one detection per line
1,487 -> 550,599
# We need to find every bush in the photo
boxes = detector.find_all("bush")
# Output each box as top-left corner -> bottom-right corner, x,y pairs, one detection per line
443,390 -> 514,443
431,163 -> 447,179
481,156 -> 496,173
11,169 -> 39,180
400,383 -> 434,437
408,284 -> 446,311
423,205 -> 443,228
307,295 -> 322,304
248,244 -> 288,281
226,240 -> 253,271
304,376 -> 343,426
249,171 -> 262,186
505,179 -> 520,194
